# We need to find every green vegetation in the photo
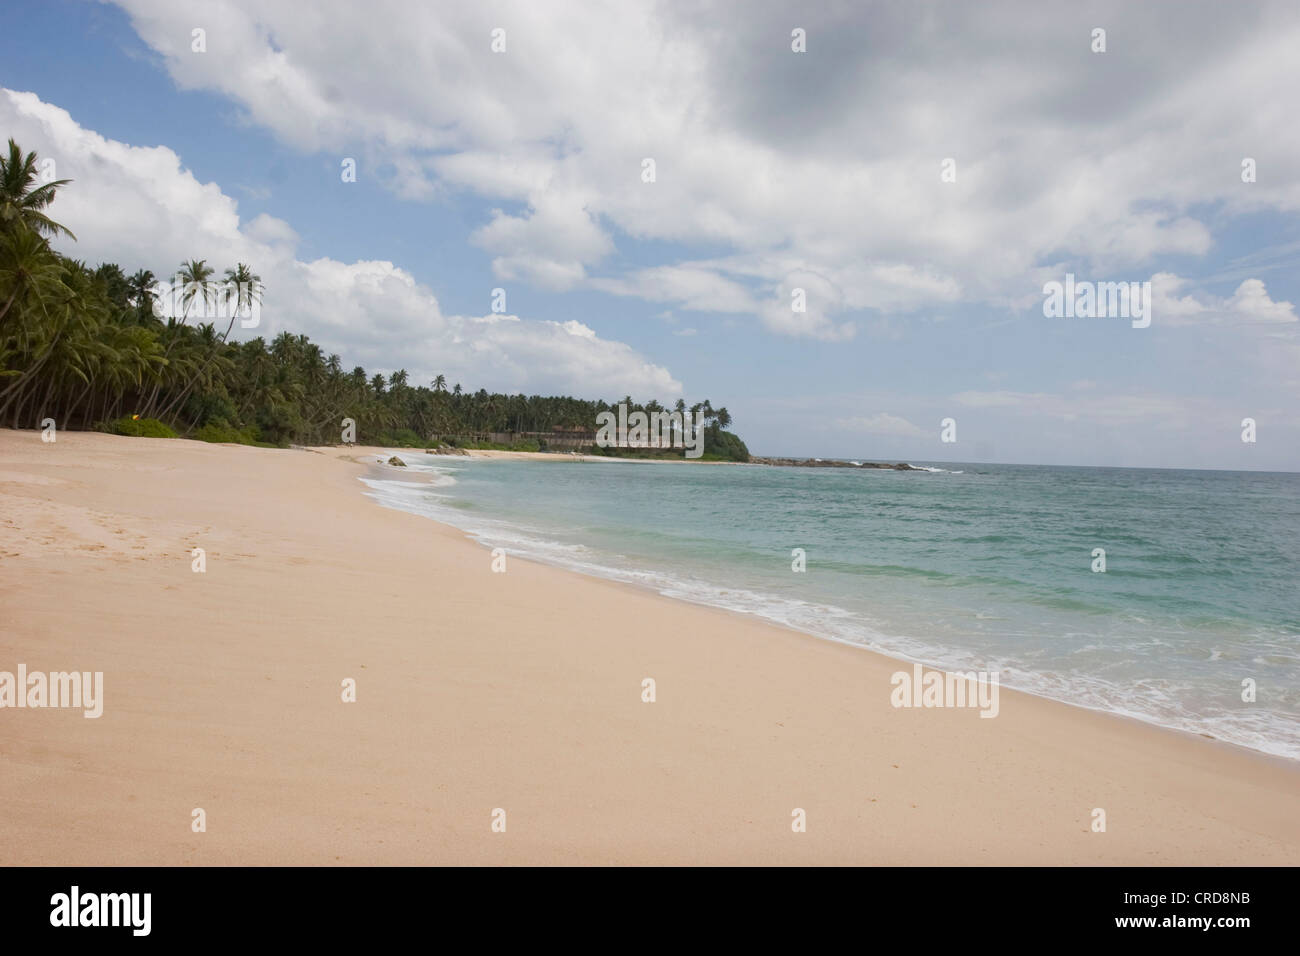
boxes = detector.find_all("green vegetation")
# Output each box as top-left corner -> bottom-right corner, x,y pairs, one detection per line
371,428 -> 430,449
192,421 -> 266,445
701,425 -> 750,462
588,422 -> 750,462
105,416 -> 177,438
0,139 -> 749,461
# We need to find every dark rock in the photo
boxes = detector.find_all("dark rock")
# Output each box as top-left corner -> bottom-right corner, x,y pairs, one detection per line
749,456 -> 921,471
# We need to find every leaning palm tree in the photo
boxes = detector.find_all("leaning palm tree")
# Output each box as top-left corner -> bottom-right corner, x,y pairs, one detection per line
160,262 -> 263,423
0,224 -> 64,327
176,259 -> 215,326
0,257 -> 100,425
136,259 -> 211,418
0,139 -> 75,239
219,263 -> 263,341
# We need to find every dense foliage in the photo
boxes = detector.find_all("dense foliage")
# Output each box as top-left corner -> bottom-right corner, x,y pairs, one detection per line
0,139 -> 749,460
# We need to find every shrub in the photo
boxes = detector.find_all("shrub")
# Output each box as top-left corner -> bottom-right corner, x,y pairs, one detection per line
193,421 -> 262,445
704,427 -> 750,462
375,428 -> 431,448
107,416 -> 177,438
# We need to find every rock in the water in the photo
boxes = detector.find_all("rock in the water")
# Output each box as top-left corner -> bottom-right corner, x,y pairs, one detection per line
387,456 -> 406,467
748,456 -> 921,471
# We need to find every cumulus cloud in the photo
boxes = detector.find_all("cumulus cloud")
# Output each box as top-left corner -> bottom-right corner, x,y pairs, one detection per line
761,270 -> 854,341
104,0 -> 1300,334
1151,272 -> 1297,325
471,192 -> 613,289
0,88 -> 681,399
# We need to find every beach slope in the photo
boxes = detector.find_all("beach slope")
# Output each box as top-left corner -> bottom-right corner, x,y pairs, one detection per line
0,431 -> 1295,864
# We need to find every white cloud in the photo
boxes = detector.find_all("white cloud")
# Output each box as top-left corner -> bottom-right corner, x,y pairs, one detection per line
1226,278 -> 1297,323
761,270 -> 854,341
1,88 -> 681,400
104,0 -> 1300,335
471,192 -> 613,289
590,265 -> 756,314
1151,272 -> 1297,325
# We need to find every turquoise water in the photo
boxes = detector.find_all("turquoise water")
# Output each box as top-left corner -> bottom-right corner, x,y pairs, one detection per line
361,456 -> 1300,759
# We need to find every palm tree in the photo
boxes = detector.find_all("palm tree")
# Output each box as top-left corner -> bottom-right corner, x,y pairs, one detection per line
220,263 -> 262,341
0,150 -> 754,446
0,224 -> 63,327
176,259 -> 215,326
159,258 -> 263,426
160,261 -> 261,423
0,139 -> 75,239
0,258 -> 103,425
126,269 -> 157,322
136,259 -> 214,418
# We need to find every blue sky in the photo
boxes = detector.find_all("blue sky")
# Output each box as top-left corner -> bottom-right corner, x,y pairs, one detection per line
3,0 -> 1299,468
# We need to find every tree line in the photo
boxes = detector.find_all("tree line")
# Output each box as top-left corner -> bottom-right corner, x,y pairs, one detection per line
0,139 -> 749,459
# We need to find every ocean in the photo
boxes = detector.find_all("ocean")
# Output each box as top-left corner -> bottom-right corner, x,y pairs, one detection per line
360,455 -> 1300,759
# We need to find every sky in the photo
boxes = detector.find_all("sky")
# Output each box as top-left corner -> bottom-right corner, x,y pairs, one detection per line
2,0 -> 1299,469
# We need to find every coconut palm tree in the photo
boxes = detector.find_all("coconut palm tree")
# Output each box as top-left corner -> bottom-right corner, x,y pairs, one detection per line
126,268 -> 157,322
0,224 -> 63,327
0,139 -> 75,239
158,262 -> 265,422
176,259 -> 215,326
220,263 -> 262,341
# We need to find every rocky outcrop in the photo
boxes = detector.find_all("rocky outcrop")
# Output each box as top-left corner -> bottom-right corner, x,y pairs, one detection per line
387,456 -> 407,467
749,457 -> 920,470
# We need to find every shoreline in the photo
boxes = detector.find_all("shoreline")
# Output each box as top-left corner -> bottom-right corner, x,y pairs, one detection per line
454,449 -> 923,469
364,449 -> 1299,769
461,448 -> 732,464
2,431 -> 1296,864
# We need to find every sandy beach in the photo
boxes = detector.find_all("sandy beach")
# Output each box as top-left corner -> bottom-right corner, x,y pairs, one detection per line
0,430 -> 1296,865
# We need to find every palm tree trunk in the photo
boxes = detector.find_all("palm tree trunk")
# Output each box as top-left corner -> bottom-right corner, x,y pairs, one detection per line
0,335 -> 58,405
0,284 -> 21,326
67,375 -> 97,426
